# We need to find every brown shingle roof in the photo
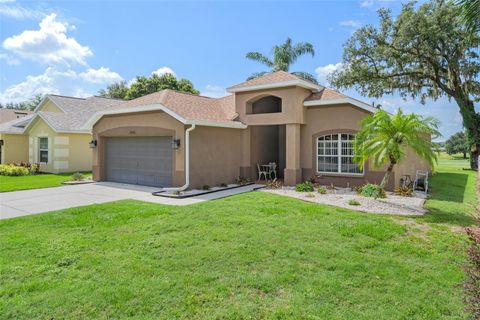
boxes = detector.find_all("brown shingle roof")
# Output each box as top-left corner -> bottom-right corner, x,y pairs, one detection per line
111,90 -> 237,122
229,71 -> 304,90
305,88 -> 347,101
0,108 -> 32,124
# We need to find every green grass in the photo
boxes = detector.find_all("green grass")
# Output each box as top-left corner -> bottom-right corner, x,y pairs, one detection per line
418,153 -> 478,226
0,172 -> 92,192
0,155 -> 476,319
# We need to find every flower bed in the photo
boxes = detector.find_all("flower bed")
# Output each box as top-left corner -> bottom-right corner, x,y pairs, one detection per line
262,186 -> 427,216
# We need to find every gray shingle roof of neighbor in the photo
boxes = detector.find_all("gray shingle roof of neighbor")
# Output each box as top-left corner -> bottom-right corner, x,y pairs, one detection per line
0,95 -> 124,134
0,114 -> 35,134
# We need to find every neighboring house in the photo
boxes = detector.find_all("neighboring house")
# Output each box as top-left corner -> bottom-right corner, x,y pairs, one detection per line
87,71 -> 429,190
0,95 -> 123,172
0,109 -> 32,123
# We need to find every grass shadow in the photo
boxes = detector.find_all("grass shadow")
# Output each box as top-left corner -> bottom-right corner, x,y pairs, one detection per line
418,170 -> 477,226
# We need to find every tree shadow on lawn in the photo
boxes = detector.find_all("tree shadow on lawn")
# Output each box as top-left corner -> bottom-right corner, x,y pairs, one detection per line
417,171 -> 477,227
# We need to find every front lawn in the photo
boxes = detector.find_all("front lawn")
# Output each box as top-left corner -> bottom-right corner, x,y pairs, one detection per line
420,153 -> 477,226
0,155 -> 476,319
0,172 -> 92,192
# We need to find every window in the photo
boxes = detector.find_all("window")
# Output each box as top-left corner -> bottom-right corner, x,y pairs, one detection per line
317,134 -> 363,174
247,96 -> 282,114
39,137 -> 48,163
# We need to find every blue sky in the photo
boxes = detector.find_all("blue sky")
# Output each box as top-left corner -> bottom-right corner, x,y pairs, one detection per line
0,0 -> 471,140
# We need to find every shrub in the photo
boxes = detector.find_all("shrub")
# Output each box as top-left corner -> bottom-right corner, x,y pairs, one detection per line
305,193 -> 315,198
29,163 -> 40,174
308,175 -> 320,184
295,181 -> 314,192
348,199 -> 361,206
201,185 -> 210,190
71,172 -> 85,181
266,180 -> 282,189
358,183 -> 386,199
235,176 -> 250,185
394,186 -> 413,197
463,224 -> 480,319
0,164 -> 30,176
317,186 -> 327,194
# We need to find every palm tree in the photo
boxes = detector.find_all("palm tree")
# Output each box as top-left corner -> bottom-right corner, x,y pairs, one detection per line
354,109 -> 440,190
456,0 -> 480,31
245,38 -> 317,83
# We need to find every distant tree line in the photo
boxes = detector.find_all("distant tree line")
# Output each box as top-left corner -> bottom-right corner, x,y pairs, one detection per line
0,94 -> 43,111
98,73 -> 199,100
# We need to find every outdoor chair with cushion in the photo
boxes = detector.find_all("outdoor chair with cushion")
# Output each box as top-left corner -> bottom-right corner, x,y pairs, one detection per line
413,170 -> 429,194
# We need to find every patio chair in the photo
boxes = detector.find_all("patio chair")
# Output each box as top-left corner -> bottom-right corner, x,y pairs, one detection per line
413,170 -> 429,194
268,162 -> 277,181
257,163 -> 268,181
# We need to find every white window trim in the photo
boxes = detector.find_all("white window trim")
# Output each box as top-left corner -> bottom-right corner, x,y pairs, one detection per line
316,133 -> 364,176
38,137 -> 49,164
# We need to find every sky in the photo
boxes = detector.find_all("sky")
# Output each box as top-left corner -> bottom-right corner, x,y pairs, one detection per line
0,0 -> 473,141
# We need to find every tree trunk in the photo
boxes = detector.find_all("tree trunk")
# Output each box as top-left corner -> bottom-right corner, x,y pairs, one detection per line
380,162 -> 395,190
471,147 -> 479,171
463,152 -> 467,159
454,95 -> 480,171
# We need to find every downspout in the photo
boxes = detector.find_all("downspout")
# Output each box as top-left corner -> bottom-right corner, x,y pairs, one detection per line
161,124 -> 196,192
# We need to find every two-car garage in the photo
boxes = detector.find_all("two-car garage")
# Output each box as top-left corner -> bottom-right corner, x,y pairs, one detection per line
104,136 -> 173,187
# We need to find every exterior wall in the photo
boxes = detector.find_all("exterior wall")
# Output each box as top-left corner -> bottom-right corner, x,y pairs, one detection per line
38,100 -> 62,113
189,126 -> 243,188
0,133 -> 29,164
301,104 -> 393,189
92,111 -> 185,186
394,146 -> 431,187
26,118 -> 92,173
235,86 -> 312,125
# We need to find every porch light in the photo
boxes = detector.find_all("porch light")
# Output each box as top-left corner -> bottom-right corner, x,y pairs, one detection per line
171,138 -> 180,150
89,139 -> 97,148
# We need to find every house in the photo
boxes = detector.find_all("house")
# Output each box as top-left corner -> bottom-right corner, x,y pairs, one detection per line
0,95 -> 123,172
0,108 -> 32,124
87,71 -> 429,190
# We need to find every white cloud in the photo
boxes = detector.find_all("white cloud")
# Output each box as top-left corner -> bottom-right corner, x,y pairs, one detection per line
0,66 -> 123,104
201,85 -> 228,98
339,20 -> 363,30
0,0 -> 46,20
3,13 -> 92,65
315,62 -> 343,85
360,0 -> 394,9
152,67 -> 175,77
79,67 -> 123,84
0,52 -> 19,65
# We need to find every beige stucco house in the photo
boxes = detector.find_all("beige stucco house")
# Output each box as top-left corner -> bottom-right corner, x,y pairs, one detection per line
0,95 -> 122,173
88,71 -> 430,190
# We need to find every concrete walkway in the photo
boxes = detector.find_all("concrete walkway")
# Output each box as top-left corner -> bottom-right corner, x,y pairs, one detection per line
0,182 -> 263,220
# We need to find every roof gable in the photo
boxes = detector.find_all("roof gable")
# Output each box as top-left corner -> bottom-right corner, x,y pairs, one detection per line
227,71 -> 322,93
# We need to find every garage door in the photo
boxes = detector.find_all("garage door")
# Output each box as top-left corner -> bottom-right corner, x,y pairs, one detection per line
105,137 -> 173,187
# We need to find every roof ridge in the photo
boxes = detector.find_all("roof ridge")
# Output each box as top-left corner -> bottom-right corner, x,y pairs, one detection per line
163,88 -> 214,100
48,94 -> 87,100
90,95 -> 125,101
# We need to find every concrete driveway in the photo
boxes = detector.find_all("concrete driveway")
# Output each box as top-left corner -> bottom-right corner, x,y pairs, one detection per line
0,182 -> 261,220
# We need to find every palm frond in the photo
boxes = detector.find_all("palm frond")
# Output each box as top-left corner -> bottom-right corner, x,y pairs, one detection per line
456,0 -> 480,31
246,71 -> 270,81
353,109 -> 439,173
293,42 -> 315,59
292,72 -> 319,84
245,52 -> 274,68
